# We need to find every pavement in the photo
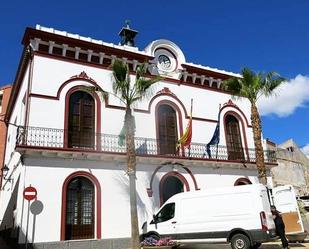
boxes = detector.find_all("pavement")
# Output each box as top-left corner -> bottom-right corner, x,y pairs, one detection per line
180,240 -> 309,249
1,237 -> 308,249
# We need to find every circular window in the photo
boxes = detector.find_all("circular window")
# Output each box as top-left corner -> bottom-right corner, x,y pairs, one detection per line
158,55 -> 172,70
155,48 -> 177,73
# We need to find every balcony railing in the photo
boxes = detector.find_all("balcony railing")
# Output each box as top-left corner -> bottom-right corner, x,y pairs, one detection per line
16,126 -> 276,163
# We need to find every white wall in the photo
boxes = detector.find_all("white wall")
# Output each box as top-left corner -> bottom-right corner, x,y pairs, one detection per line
28,55 -> 257,150
16,156 -> 266,243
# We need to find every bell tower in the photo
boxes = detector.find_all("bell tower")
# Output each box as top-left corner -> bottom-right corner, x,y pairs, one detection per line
118,20 -> 138,47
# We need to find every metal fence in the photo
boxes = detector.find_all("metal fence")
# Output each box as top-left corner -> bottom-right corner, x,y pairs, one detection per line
16,126 -> 276,163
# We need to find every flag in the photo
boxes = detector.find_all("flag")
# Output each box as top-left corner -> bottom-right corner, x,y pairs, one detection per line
177,114 -> 192,149
136,140 -> 148,154
177,99 -> 193,149
118,124 -> 126,146
205,105 -> 221,158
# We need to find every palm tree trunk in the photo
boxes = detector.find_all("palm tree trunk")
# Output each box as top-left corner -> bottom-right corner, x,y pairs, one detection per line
125,108 -> 141,249
251,102 -> 267,185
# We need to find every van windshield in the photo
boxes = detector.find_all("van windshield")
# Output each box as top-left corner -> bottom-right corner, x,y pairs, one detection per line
154,203 -> 175,223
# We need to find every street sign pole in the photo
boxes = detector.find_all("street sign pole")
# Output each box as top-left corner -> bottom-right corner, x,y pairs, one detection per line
23,185 -> 37,249
25,200 -> 30,249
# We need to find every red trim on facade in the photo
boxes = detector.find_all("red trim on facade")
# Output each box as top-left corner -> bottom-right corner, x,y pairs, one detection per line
223,111 -> 250,160
24,53 -> 35,128
63,85 -> 101,150
220,100 -> 252,128
31,52 -> 236,96
23,27 -> 154,62
60,171 -> 102,240
159,172 -> 190,206
234,177 -> 252,186
181,64 -> 233,81
147,164 -> 199,197
148,91 -> 188,118
182,166 -> 199,190
31,86 -> 218,124
5,47 -> 31,123
30,72 -> 101,101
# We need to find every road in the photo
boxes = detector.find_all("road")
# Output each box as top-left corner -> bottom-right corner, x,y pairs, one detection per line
180,241 -> 309,249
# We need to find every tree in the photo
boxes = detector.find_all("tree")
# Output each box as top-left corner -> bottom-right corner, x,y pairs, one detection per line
222,68 -> 285,185
90,60 -> 161,249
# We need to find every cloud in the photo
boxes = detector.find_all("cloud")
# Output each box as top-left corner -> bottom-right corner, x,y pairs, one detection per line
257,74 -> 309,117
301,144 -> 309,159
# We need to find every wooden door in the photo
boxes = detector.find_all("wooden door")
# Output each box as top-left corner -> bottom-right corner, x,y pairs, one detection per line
158,105 -> 178,155
68,91 -> 95,148
65,177 -> 94,240
225,115 -> 244,160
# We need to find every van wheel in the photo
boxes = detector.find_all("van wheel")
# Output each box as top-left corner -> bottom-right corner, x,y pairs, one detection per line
231,234 -> 250,249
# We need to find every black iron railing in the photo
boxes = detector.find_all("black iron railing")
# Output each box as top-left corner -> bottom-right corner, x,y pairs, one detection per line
16,126 -> 277,163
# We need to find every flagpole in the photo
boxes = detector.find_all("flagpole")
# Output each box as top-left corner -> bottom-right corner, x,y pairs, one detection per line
188,98 -> 193,158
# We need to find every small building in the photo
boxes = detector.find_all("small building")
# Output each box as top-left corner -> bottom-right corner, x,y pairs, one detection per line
268,139 -> 309,196
0,24 -> 276,247
0,85 -> 12,189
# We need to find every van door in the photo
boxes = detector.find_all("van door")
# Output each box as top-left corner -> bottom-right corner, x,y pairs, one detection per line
151,202 -> 177,237
273,185 -> 304,234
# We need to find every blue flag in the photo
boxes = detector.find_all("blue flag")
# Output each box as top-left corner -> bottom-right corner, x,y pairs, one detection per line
205,108 -> 221,158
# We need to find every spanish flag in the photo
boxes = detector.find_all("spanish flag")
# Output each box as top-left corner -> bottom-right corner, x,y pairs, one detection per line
177,99 -> 193,149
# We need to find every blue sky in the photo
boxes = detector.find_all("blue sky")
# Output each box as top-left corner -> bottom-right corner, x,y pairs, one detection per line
1,0 -> 309,154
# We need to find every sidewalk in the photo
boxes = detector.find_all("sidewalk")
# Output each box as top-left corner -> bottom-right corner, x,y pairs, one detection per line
262,240 -> 309,249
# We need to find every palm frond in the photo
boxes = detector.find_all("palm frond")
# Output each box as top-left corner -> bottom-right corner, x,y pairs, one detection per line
136,63 -> 148,80
262,71 -> 286,96
112,60 -> 128,82
222,77 -> 242,98
241,68 -> 255,88
80,85 -> 109,102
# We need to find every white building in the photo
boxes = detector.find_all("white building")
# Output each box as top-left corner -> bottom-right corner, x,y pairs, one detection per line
0,24 -> 276,247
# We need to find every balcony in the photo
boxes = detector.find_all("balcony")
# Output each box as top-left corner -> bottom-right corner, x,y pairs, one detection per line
16,126 -> 276,164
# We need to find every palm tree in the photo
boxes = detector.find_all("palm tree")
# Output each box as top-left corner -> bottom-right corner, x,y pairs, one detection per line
90,60 -> 161,249
222,68 -> 285,185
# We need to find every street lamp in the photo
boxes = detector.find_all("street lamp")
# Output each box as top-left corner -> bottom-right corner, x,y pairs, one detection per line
1,164 -> 12,182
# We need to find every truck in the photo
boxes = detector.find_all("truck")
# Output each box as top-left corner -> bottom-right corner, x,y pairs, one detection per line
141,184 -> 277,249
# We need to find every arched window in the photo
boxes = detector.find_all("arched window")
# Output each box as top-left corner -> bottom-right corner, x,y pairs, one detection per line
157,105 -> 178,155
234,177 -> 252,186
65,177 -> 94,240
68,91 -> 95,148
225,115 -> 244,160
159,172 -> 189,206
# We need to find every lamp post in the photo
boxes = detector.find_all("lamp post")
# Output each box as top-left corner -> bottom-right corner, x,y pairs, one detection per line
1,164 -> 12,183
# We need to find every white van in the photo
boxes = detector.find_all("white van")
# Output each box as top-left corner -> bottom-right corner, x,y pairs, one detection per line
141,184 -> 277,249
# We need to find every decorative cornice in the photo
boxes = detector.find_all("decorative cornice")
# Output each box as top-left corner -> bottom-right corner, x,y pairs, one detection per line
155,87 -> 176,98
70,71 -> 97,84
223,99 -> 238,108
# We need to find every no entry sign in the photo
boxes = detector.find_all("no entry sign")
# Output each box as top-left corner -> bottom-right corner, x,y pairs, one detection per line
23,186 -> 37,201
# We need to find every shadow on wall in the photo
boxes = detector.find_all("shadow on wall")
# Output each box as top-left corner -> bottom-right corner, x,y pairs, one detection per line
113,170 -> 148,224
0,176 -> 20,233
